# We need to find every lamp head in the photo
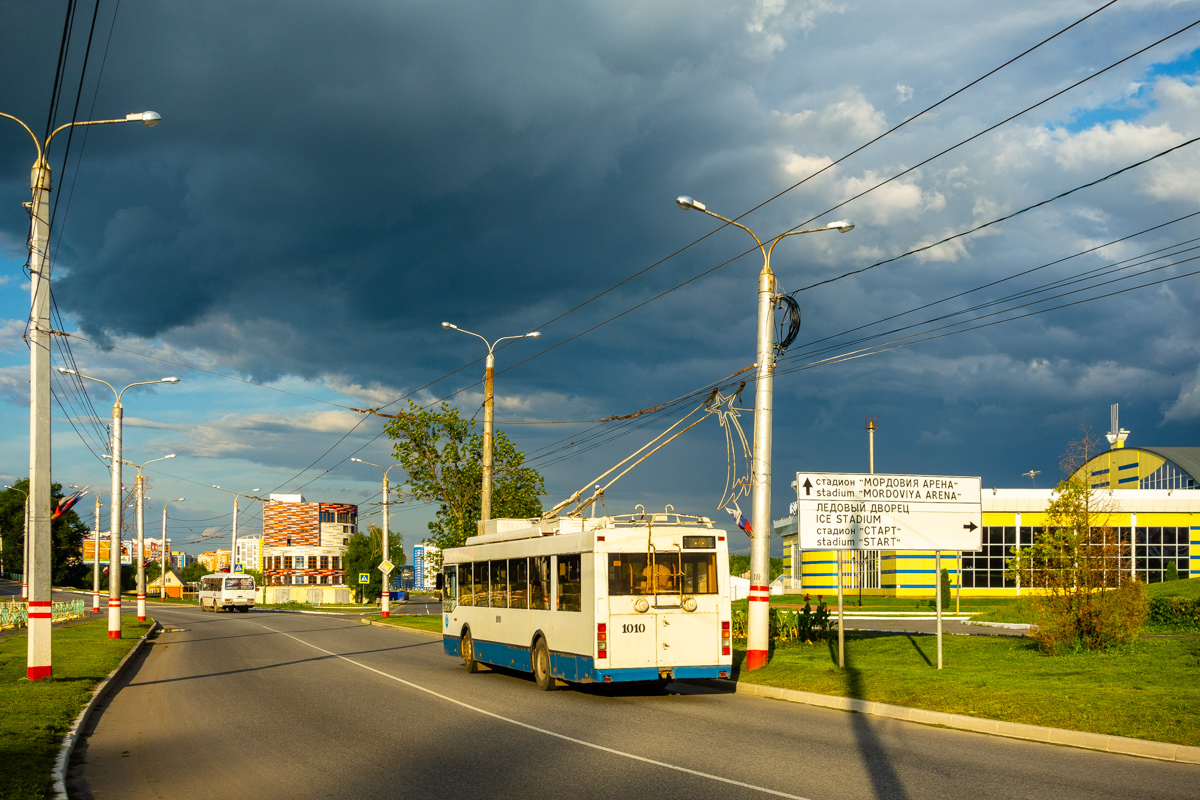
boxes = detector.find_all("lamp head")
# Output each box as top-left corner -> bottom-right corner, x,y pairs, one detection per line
676,195 -> 706,212
101,454 -> 112,460
441,322 -> 456,330
525,331 -> 541,338
826,219 -> 855,233
127,111 -> 162,127
212,485 -> 221,490
161,377 -> 180,384
174,497 -> 185,502
57,367 -> 76,375
351,458 -> 362,463
166,454 -> 176,459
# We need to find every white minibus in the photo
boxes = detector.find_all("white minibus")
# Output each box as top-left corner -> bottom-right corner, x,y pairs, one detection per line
199,573 -> 256,612
441,510 -> 732,690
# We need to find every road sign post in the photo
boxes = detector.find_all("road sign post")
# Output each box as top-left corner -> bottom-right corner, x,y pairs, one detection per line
796,472 -> 982,670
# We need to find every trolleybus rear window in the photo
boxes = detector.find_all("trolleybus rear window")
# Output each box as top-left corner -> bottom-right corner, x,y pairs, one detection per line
608,552 -> 718,595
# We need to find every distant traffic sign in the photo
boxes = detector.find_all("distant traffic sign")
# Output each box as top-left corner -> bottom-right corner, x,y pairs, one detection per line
795,472 -> 982,551
358,573 -> 370,584
233,564 -> 244,573
378,559 -> 394,574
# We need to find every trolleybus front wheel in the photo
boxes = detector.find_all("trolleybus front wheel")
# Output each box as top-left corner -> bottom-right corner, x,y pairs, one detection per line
533,638 -> 554,691
461,630 -> 479,673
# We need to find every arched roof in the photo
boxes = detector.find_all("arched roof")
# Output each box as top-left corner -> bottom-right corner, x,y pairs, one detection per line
1074,446 -> 1200,490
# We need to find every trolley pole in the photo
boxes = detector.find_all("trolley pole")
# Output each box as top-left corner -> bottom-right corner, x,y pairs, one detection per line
350,459 -> 402,617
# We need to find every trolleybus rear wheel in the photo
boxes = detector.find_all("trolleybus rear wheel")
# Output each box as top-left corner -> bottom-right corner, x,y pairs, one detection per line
461,630 -> 479,673
533,638 -> 554,691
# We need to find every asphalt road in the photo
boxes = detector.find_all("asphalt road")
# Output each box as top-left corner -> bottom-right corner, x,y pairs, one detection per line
68,603 -> 1200,800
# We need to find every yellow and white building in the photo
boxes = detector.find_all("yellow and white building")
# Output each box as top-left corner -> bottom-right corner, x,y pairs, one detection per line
776,445 -> 1200,597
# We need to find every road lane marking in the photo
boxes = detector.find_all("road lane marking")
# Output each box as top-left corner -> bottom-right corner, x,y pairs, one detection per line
255,621 -> 814,800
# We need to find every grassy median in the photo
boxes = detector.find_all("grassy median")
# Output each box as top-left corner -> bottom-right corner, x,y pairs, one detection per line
365,614 -> 442,633
734,633 -> 1200,746
0,615 -> 152,800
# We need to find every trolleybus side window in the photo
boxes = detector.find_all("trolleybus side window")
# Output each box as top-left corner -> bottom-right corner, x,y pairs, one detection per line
474,562 -> 489,607
510,558 -> 528,609
490,559 -> 508,608
556,554 -> 582,612
530,556 -> 550,610
459,563 -> 473,607
444,566 -> 458,612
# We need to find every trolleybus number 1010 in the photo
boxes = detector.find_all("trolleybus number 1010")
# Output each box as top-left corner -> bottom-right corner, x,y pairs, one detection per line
622,623 -> 646,634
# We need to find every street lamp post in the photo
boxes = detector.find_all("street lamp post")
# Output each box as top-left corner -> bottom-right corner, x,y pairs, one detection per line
68,485 -> 107,612
4,485 -> 29,599
350,459 -> 402,617
118,455 -> 176,621
149,497 -> 184,599
4,108 -> 161,679
676,196 -> 854,671
60,368 -> 180,639
212,485 -> 260,576
440,322 -> 540,522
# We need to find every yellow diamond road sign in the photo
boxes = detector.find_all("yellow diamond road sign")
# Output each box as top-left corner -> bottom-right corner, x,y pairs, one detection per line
378,559 -> 394,574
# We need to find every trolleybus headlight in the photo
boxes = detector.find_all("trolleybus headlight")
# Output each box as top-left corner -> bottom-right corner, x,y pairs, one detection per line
633,597 -> 649,613
682,596 -> 697,612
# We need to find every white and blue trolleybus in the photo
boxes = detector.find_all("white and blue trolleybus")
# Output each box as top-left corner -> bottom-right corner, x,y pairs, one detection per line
441,510 -> 732,690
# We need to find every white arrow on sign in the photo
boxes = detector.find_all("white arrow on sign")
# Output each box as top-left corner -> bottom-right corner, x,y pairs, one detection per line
378,559 -> 394,574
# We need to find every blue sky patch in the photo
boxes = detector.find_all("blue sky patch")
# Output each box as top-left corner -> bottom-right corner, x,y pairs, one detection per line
1055,47 -> 1200,134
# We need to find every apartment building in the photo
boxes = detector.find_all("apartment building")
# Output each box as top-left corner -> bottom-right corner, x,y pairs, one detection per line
261,494 -> 356,586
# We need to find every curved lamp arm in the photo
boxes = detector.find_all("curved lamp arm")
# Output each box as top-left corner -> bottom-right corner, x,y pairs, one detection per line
0,112 -> 42,162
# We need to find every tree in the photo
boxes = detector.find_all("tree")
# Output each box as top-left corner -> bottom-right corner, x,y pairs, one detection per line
342,525 -> 403,602
0,479 -> 89,588
385,401 -> 544,551
179,560 -> 210,584
1006,429 -> 1148,653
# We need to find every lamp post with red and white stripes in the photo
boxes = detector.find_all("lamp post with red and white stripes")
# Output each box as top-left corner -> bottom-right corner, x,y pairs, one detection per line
676,195 -> 854,670
61,369 -> 180,639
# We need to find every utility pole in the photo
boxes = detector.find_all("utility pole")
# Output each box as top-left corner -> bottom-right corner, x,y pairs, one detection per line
440,322 -> 541,523
351,459 -> 402,617
212,485 -> 259,575
63,369 -> 179,640
677,195 -> 854,670
92,492 -> 104,612
5,485 -> 29,599
6,108 -> 161,678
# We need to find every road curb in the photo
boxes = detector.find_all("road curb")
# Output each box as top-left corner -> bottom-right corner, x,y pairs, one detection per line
254,608 -> 375,617
53,618 -> 159,800
723,679 -> 1200,764
359,618 -> 441,638
966,620 -> 1033,630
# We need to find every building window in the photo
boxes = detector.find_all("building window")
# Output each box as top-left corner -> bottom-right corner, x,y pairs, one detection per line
332,556 -> 340,570
342,538 -> 348,546
1140,461 -> 1200,490
961,526 -> 1021,588
284,556 -> 292,570
320,556 -> 329,569
306,556 -> 316,570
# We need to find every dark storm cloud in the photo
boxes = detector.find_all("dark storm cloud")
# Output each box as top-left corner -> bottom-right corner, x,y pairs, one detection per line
4,0 -> 1200,523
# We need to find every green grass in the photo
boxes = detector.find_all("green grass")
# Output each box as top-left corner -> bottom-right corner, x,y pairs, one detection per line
734,595 -> 1022,615
735,634 -> 1200,746
366,614 -> 442,633
0,615 -> 152,800
1148,577 -> 1200,600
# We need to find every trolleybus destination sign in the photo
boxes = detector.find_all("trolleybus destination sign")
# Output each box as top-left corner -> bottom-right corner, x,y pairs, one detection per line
795,472 -> 983,551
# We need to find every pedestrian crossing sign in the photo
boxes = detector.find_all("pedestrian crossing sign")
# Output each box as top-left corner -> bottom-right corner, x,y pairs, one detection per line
358,573 -> 370,584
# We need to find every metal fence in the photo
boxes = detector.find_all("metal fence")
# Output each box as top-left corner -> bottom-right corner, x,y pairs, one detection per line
0,599 -> 86,630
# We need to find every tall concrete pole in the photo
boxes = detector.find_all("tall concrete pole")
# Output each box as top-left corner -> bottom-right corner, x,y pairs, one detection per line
26,157 -> 53,679
92,493 -> 102,612
136,473 -> 146,621
161,504 -> 168,598
382,474 -> 391,617
747,264 -> 776,672
231,495 -> 238,573
109,402 -> 123,639
675,196 -> 855,672
481,354 -> 495,522
6,108 -> 162,676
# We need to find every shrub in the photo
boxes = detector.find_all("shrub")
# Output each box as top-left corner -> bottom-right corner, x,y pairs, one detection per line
940,568 -> 952,611
1149,596 -> 1200,630
1165,560 -> 1180,582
